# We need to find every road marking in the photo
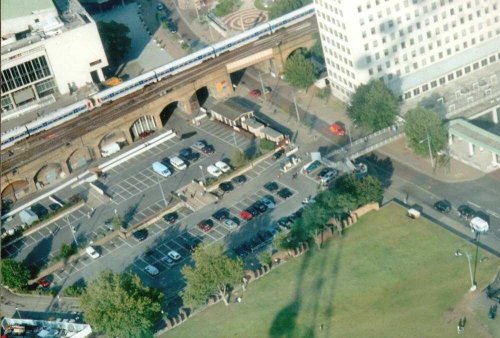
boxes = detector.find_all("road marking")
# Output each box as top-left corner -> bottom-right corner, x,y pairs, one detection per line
486,209 -> 500,219
467,201 -> 482,209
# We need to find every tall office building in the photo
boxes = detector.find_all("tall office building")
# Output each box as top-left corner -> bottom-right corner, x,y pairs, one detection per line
1,0 -> 108,113
314,0 -> 500,102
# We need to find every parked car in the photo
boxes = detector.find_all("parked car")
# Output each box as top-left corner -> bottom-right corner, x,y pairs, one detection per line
197,219 -> 214,232
264,181 -> 279,192
223,218 -> 238,230
458,205 -> 475,220
37,277 -> 50,288
253,201 -> 268,213
261,196 -> 276,209
161,255 -> 175,267
246,206 -> 260,217
132,229 -> 148,241
277,217 -> 293,229
145,265 -> 159,276
167,20 -> 178,33
212,208 -> 229,221
278,188 -> 294,199
232,175 -> 247,185
215,161 -> 231,173
179,148 -> 200,162
202,145 -> 215,154
163,212 -> 178,224
239,210 -> 253,220
169,156 -> 187,170
48,203 -> 61,212
249,89 -> 261,97
319,169 -> 338,184
156,3 -> 165,11
434,200 -> 452,213
263,86 -> 272,94
219,181 -> 234,192
329,123 -> 345,136
272,149 -> 285,161
303,160 -> 322,175
86,246 -> 100,259
187,237 -> 203,252
193,140 -> 208,150
167,250 -> 181,261
207,165 -> 223,177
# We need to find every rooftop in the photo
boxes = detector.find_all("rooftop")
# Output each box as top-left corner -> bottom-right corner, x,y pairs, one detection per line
0,0 -> 56,21
210,97 -> 254,121
389,36 -> 500,93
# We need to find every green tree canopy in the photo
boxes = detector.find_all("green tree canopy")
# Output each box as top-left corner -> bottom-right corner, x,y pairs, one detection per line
0,259 -> 30,291
213,0 -> 242,17
97,21 -> 131,67
284,51 -> 316,90
291,203 -> 331,247
336,175 -> 383,207
181,244 -> 243,307
347,80 -> 400,132
270,0 -> 311,18
404,107 -> 448,158
309,32 -> 324,61
80,270 -> 163,338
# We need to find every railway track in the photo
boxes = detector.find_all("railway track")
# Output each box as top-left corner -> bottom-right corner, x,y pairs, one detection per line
1,21 -> 317,173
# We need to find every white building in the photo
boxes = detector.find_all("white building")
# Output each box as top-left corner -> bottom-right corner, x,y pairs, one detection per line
1,0 -> 108,113
314,0 -> 500,102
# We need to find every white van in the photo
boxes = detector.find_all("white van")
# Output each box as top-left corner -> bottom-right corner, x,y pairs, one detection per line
470,217 -> 489,232
101,143 -> 121,157
169,156 -> 187,170
152,161 -> 172,177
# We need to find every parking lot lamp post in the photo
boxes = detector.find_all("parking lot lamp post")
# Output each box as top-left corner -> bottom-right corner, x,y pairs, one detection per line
157,175 -> 167,207
418,132 -> 434,169
293,94 -> 300,123
71,226 -> 79,246
232,132 -> 238,149
199,165 -> 206,185
346,119 -> 355,148
259,72 -> 266,103
15,307 -> 21,319
472,231 -> 481,290
465,253 -> 476,292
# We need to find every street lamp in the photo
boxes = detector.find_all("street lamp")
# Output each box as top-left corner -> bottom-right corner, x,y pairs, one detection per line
71,225 -> 79,246
292,94 -> 300,123
464,252 -> 476,292
232,132 -> 238,149
346,119 -> 356,148
419,132 -> 434,169
199,165 -> 206,185
470,219 -> 489,291
259,72 -> 266,103
157,175 -> 167,207
15,307 -> 21,319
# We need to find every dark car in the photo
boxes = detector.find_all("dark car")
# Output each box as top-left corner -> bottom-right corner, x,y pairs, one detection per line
167,21 -> 178,33
212,208 -> 229,222
231,175 -> 247,185
187,237 -> 203,252
202,145 -> 215,154
278,188 -> 294,199
31,203 -> 49,218
434,200 -> 452,213
163,212 -> 178,224
219,181 -> 234,193
458,205 -> 475,220
252,201 -> 267,213
246,206 -> 260,217
37,277 -> 51,288
132,229 -> 148,241
197,219 -> 214,232
179,148 -> 200,162
272,149 -> 285,161
48,203 -> 61,212
264,181 -> 279,192
277,216 -> 293,229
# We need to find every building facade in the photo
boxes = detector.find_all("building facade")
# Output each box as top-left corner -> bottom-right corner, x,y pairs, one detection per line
0,0 -> 108,113
314,0 -> 500,102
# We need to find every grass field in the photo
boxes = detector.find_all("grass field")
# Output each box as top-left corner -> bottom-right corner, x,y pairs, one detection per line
164,203 -> 499,338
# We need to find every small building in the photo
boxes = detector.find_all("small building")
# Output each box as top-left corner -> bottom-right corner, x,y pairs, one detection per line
241,117 -> 265,136
207,98 -> 254,128
261,126 -> 284,143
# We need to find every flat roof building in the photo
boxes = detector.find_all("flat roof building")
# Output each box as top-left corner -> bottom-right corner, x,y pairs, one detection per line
1,0 -> 108,114
314,0 -> 500,102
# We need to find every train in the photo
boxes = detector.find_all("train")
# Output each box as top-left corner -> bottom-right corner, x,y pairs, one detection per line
1,5 -> 315,149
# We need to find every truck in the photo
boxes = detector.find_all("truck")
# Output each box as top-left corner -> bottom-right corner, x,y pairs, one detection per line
101,143 -> 121,157
19,209 -> 39,227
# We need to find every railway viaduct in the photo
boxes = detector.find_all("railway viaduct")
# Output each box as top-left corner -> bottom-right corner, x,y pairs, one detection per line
1,32 -> 315,202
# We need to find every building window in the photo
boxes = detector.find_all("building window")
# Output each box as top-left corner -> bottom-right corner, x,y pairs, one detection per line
413,88 -> 420,96
473,62 -> 479,70
422,84 -> 429,92
431,80 -> 437,88
1,56 -> 52,93
89,59 -> 102,66
404,92 -> 412,99
481,59 -> 488,66
456,69 -> 462,77
448,73 -> 454,81
439,77 -> 446,85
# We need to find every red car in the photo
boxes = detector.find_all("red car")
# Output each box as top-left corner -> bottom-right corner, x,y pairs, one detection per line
37,277 -> 50,288
248,89 -> 261,98
239,210 -> 253,221
329,123 -> 345,136
197,219 -> 214,232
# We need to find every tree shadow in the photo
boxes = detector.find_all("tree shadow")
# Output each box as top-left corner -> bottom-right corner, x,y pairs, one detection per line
359,153 -> 394,189
23,235 -> 54,277
123,195 -> 145,227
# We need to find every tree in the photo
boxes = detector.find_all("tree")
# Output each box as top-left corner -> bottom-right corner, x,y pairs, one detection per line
284,51 -> 316,90
347,80 -> 400,132
259,138 -> 276,152
59,243 -> 77,260
258,252 -> 272,266
231,149 -> 246,168
270,0 -> 311,18
0,259 -> 30,291
336,174 -> 383,208
404,107 -> 448,158
97,21 -> 131,67
111,215 -> 124,230
80,270 -> 163,338
291,204 -> 330,247
181,244 -> 243,307
309,32 -> 324,61
354,176 -> 384,206
213,0 -> 242,17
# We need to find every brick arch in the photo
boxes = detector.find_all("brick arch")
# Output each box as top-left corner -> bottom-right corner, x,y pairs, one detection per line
66,147 -> 92,173
98,130 -> 129,157
129,115 -> 158,141
283,47 -> 309,61
1,179 -> 30,202
159,101 -> 180,126
34,163 -> 64,189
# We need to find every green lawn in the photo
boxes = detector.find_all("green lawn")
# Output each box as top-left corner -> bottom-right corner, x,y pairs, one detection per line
163,203 -> 499,338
